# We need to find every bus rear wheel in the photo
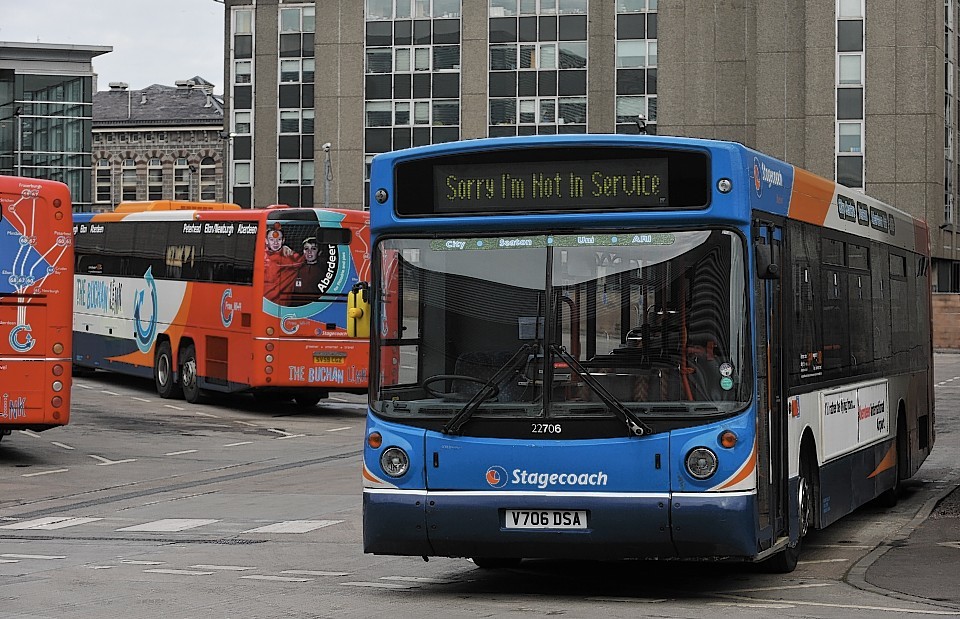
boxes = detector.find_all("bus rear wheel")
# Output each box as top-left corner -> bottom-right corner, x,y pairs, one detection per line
154,342 -> 176,399
180,344 -> 202,403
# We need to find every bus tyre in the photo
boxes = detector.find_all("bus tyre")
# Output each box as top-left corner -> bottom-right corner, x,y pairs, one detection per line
471,557 -> 522,569
764,456 -> 814,574
180,344 -> 202,403
154,342 -> 176,399
877,413 -> 907,507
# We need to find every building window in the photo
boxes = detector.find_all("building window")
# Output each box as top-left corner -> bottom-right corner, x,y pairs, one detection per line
364,0 -> 463,208
147,158 -> 163,200
489,0 -> 589,136
235,162 -> 251,185
235,111 -> 252,134
174,158 -> 190,200
121,158 -> 138,201
199,157 -> 217,201
95,158 -> 112,204
615,2 -> 656,135
836,0 -> 864,188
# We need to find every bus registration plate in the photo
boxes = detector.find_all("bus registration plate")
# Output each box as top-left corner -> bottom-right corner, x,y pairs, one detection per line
313,353 -> 346,364
504,509 -> 587,530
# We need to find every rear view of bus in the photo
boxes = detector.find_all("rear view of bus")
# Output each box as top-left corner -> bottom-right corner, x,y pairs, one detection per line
0,176 -> 73,440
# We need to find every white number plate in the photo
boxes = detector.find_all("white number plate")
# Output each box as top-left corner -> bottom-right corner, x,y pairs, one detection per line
504,509 -> 587,530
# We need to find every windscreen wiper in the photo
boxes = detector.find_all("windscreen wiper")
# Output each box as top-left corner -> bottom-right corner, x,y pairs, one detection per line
550,344 -> 653,437
442,343 -> 538,435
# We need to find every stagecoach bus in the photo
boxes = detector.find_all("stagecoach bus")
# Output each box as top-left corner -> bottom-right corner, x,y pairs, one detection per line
73,201 -> 371,406
0,176 -> 73,440
362,135 -> 934,572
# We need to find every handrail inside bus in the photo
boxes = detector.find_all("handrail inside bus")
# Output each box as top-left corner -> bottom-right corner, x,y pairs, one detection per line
114,200 -> 242,212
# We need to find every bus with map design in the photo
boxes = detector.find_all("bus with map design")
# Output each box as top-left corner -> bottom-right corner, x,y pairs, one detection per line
362,135 -> 934,572
72,201 -> 371,406
0,175 -> 73,440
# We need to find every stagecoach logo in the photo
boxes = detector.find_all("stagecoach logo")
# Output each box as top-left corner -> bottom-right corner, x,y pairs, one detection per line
8,324 -> 35,353
133,267 -> 159,353
281,314 -> 299,335
220,288 -> 239,328
752,156 -> 784,199
486,466 -> 509,488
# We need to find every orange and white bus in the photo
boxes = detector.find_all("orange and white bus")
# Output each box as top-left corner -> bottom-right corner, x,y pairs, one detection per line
0,176 -> 73,441
72,201 -> 371,406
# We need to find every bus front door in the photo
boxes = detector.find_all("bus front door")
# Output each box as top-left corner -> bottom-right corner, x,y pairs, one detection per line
753,219 -> 787,553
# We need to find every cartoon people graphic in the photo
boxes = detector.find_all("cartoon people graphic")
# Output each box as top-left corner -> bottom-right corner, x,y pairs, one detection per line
263,223 -> 301,304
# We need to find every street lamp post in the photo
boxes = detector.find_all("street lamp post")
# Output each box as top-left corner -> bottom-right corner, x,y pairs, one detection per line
322,142 -> 332,209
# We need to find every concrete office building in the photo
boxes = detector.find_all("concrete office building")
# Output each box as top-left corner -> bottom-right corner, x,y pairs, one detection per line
222,0 -> 955,286
0,41 -> 110,212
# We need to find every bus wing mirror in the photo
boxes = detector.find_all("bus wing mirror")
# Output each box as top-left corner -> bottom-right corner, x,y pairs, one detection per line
755,242 -> 780,280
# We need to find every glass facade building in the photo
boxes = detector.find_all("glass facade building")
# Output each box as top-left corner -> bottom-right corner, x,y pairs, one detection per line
0,43 -> 108,212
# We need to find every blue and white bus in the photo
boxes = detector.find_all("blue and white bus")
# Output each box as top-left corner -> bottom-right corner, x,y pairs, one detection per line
362,135 -> 934,572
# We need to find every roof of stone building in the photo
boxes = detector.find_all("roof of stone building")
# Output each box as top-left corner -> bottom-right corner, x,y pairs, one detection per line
93,76 -> 224,128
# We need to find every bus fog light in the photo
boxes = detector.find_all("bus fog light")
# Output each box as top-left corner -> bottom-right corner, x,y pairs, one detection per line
686,447 -> 718,480
52,381 -> 63,392
380,447 -> 409,478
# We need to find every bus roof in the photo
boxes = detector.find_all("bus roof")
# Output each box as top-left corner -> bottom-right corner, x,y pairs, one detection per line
114,200 -> 241,213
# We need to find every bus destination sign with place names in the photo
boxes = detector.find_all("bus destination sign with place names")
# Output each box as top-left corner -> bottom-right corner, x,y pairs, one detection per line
433,159 -> 670,213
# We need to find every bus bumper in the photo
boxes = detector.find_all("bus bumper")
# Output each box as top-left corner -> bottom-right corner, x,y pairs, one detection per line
364,489 -> 759,561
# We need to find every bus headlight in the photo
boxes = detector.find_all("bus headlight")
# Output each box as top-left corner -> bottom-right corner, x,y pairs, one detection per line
685,447 -> 718,480
380,447 -> 410,478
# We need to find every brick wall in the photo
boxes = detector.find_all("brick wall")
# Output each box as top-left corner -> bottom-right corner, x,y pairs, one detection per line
933,293 -> 960,350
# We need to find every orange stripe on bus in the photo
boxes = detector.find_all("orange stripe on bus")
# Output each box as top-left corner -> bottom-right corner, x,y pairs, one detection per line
868,444 -> 897,479
718,440 -> 757,490
788,168 -> 836,225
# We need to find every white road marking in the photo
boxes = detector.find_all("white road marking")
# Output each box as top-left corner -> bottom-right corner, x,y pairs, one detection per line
189,565 -> 256,571
86,565 -> 115,570
131,397 -> 151,403
234,420 -> 259,427
18,430 -> 41,438
326,427 -> 351,432
797,558 -> 849,565
89,455 -> 137,466
165,449 -> 198,456
267,428 -> 295,436
281,570 -> 350,576
276,434 -> 306,440
76,383 -> 93,390
1,554 -> 66,560
0,517 -> 102,530
341,581 -> 417,590
710,602 -> 795,609
117,519 -> 219,532
100,390 -> 120,396
144,569 -> 214,576
586,598 -> 667,604
164,404 -> 185,411
120,560 -> 164,565
50,442 -> 74,450
717,583 -> 834,594
194,411 -> 219,418
224,441 -> 253,447
240,575 -> 313,582
243,520 -> 342,534
22,469 -> 69,477
938,541 -> 960,549
807,544 -> 872,550
0,560 -> 19,564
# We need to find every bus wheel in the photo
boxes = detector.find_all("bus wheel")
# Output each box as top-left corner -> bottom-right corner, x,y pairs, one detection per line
878,412 -> 907,507
471,557 -> 521,569
180,344 -> 202,403
763,456 -> 814,573
154,342 -> 176,399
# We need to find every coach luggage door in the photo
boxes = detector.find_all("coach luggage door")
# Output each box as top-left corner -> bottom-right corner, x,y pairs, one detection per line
753,218 -> 788,550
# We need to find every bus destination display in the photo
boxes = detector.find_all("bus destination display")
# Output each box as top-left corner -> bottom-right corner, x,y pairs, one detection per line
434,159 -> 669,212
